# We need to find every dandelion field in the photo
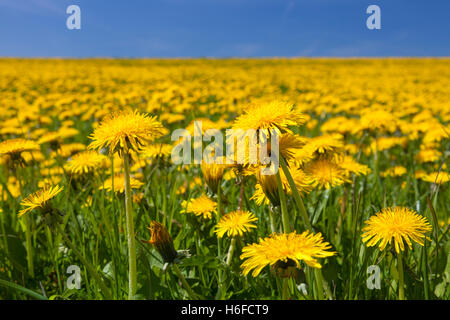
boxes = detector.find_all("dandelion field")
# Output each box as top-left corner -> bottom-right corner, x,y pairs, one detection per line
0,58 -> 448,300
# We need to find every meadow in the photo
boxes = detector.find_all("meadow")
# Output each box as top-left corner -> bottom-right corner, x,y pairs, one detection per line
0,58 -> 448,300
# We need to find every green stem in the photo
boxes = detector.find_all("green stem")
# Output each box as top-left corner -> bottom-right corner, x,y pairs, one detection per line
280,156 -> 332,300
314,269 -> 324,300
269,207 -> 277,233
397,251 -> 405,300
123,152 -> 137,300
56,224 -> 113,300
172,264 -> 201,300
280,156 -> 312,230
421,242 -> 430,300
225,237 -> 237,266
275,169 -> 291,233
24,214 -> 34,278
281,278 -> 290,300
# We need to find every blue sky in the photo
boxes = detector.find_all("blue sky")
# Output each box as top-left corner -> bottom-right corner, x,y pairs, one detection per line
0,0 -> 449,57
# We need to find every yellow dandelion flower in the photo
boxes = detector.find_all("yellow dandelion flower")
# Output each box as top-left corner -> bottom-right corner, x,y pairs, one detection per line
100,174 -> 143,193
335,155 -> 371,177
232,100 -> 305,134
88,110 -> 165,155
361,207 -> 432,253
381,166 -> 407,178
251,166 -> 314,206
304,134 -> 344,158
0,139 -> 40,163
181,195 -> 217,219
240,231 -> 336,277
420,171 -> 449,184
200,156 -> 230,192
214,210 -> 258,238
141,143 -> 173,160
19,185 -> 64,217
415,149 -> 442,163
65,151 -> 108,175
304,159 -> 348,189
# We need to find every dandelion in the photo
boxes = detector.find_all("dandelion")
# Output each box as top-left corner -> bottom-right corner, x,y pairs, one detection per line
361,206 -> 432,300
361,207 -> 432,253
304,158 -> 348,189
147,221 -> 178,264
99,174 -> 143,193
88,110 -> 165,300
232,100 -> 305,134
0,138 -> 40,166
65,151 -> 108,175
181,195 -> 217,220
240,231 -> 336,277
19,185 -> 64,217
88,110 -> 165,155
214,210 -> 258,238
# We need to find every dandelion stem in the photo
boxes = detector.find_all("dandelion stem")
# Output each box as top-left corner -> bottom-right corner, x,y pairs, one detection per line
397,251 -> 405,300
280,156 -> 332,300
172,264 -> 200,300
24,214 -> 34,278
280,156 -> 312,230
225,237 -> 237,266
275,169 -> 291,233
281,278 -> 290,300
123,152 -> 137,300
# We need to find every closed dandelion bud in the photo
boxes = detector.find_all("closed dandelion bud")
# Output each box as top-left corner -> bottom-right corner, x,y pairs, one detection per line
200,156 -> 228,193
148,221 -> 178,264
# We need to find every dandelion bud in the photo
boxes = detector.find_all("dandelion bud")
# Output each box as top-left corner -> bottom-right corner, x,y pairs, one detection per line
148,221 -> 178,264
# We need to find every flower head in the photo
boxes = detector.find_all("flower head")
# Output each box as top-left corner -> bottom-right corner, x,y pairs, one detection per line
148,221 -> 178,263
65,151 -> 108,175
304,159 -> 349,189
232,100 -> 305,134
361,207 -> 432,253
88,110 -> 165,155
181,195 -> 217,219
19,185 -> 64,217
99,174 -> 143,193
240,231 -> 336,277
214,210 -> 258,238
0,138 -> 40,165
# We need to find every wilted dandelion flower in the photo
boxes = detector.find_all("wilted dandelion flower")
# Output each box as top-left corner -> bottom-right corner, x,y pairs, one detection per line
240,231 -> 336,277
181,195 -> 217,219
214,210 -> 258,238
361,207 -> 432,253
19,185 -> 64,217
65,151 -> 108,175
147,221 -> 178,263
88,110 -> 165,155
